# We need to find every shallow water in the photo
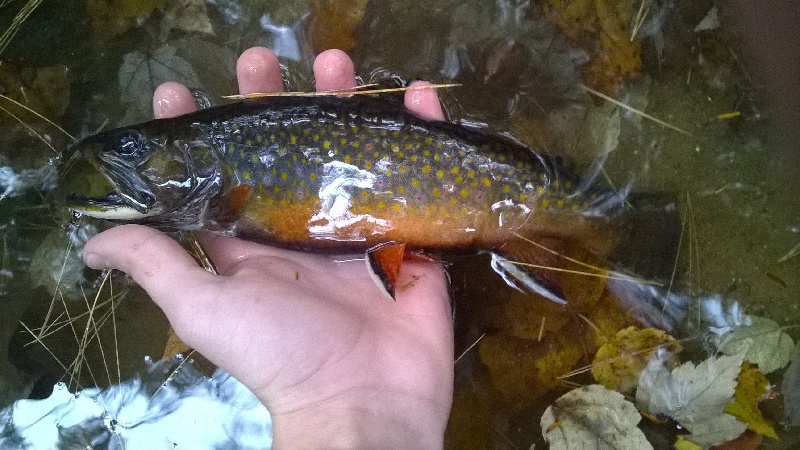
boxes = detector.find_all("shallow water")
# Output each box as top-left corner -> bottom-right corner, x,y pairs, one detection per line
0,0 -> 798,448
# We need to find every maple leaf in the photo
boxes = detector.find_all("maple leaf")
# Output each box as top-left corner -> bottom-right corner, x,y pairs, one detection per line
714,315 -> 794,374
635,352 -> 747,447
541,384 -> 653,449
118,44 -> 201,121
723,363 -> 777,438
592,326 -> 682,394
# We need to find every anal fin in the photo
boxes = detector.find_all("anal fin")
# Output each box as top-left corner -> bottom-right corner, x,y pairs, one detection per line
366,242 -> 406,301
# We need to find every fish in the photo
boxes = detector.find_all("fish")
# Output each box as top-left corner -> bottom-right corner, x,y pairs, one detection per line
63,94 -> 625,301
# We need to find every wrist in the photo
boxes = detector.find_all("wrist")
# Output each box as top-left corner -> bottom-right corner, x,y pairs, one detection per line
270,392 -> 448,449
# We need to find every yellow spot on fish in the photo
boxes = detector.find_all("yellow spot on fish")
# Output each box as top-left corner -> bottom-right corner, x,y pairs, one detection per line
399,166 -> 407,174
353,141 -> 361,149
503,184 -> 511,193
365,161 -> 372,169
467,170 -> 475,178
340,137 -> 348,145
556,199 -> 564,209
536,186 -> 545,195
519,193 -> 527,202
565,181 -> 572,190
242,171 -> 251,180
245,139 -> 253,146
323,140 -> 331,149
552,180 -> 560,188
266,197 -> 275,205
412,179 -> 421,187
377,201 -> 386,210
482,177 -> 491,187
410,155 -> 418,163
423,149 -> 431,157
406,143 -> 413,150
460,188 -> 469,198
391,143 -> 400,152
392,203 -> 402,212
357,152 -> 363,160
385,169 -> 393,176
397,151 -> 404,159
455,176 -> 463,184
422,165 -> 431,174
310,173 -> 317,181
451,167 -> 459,175
281,172 -> 288,181
361,191 -> 369,198
449,198 -> 457,205
352,126 -> 360,134
313,134 -> 320,142
397,186 -> 405,194
460,206 -> 468,215
227,144 -> 235,152
290,135 -> 297,144
425,137 -> 433,145
434,154 -> 440,162
436,170 -> 444,179
274,185 -> 281,193
541,199 -> 550,209
251,154 -> 259,164
344,155 -> 351,164
432,188 -> 441,197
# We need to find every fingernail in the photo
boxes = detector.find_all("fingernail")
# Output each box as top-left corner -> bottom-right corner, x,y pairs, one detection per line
84,252 -> 113,269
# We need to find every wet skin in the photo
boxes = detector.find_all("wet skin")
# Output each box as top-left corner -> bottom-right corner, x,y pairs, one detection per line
83,48 -> 454,449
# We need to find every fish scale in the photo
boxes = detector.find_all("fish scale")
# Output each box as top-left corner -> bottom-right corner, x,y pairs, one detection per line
196,95 -> 588,250
65,93 -> 619,300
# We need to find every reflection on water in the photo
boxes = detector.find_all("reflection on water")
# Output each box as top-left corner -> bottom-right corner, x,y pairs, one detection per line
0,0 -> 798,448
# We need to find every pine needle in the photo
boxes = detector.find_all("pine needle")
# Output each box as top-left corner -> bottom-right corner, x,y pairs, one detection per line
580,84 -> 692,136
222,83 -> 461,100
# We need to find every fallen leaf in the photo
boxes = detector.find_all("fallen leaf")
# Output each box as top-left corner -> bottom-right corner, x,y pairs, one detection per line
307,0 -> 369,53
160,0 -> 214,40
86,0 -> 165,38
709,431 -> 763,450
540,384 -> 653,449
723,363 -> 777,438
674,435 -> 701,450
592,326 -> 682,394
714,315 -> 795,374
118,44 -> 201,120
636,352 -> 747,447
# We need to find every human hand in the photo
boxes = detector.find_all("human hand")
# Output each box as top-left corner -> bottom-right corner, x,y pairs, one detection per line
83,48 -> 454,448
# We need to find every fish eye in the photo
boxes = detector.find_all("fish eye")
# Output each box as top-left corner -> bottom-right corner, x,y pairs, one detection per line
113,131 -> 148,157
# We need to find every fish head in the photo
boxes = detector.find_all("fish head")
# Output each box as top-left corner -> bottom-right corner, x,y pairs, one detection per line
63,122 -> 222,228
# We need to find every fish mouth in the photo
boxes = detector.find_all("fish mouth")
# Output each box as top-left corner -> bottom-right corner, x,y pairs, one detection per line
66,153 -> 161,221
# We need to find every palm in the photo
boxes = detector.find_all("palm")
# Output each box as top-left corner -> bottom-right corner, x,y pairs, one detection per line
83,48 -> 454,445
184,234 -> 453,416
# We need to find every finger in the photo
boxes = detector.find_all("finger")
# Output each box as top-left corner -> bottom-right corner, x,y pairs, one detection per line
313,49 -> 357,91
153,82 -> 197,119
405,81 -> 445,121
83,225 -> 218,320
237,47 -> 284,95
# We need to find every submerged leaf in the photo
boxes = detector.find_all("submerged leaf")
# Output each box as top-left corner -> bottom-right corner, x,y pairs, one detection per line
635,352 -> 747,447
714,315 -> 794,374
160,0 -> 214,40
307,0 -> 369,53
118,45 -> 201,120
723,363 -> 777,439
540,384 -> 652,449
592,326 -> 681,394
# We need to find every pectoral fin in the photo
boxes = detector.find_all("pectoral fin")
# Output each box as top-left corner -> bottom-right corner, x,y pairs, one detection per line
366,242 -> 407,301
490,237 -> 568,305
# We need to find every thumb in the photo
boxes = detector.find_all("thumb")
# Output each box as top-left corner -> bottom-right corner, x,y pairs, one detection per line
83,224 -> 218,320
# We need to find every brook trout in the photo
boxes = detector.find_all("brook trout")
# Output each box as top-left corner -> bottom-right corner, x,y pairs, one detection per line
64,95 -> 622,301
